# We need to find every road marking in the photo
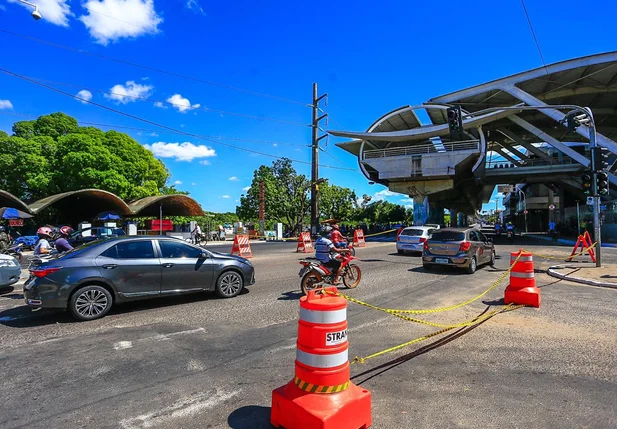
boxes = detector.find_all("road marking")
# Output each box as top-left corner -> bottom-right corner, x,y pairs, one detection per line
112,328 -> 205,350
119,389 -> 241,429
348,317 -> 390,332
268,343 -> 297,354
187,359 -> 205,371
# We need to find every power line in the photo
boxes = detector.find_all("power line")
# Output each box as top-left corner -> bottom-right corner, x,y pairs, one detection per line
519,0 -> 548,74
319,146 -> 359,171
0,111 -> 308,147
0,68 -> 355,171
0,72 -> 310,127
0,29 -> 309,107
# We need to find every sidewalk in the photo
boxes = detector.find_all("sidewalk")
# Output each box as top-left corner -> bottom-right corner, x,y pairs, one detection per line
526,233 -> 617,248
547,263 -> 617,289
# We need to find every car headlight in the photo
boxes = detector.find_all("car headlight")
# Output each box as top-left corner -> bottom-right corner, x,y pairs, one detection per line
0,259 -> 18,267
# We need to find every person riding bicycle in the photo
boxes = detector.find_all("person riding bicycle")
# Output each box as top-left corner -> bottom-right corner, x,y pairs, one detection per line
34,226 -> 53,256
54,226 -> 74,253
330,223 -> 348,249
315,225 -> 349,285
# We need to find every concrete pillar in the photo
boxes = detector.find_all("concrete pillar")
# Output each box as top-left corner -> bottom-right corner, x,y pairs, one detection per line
430,204 -> 445,225
413,195 -> 428,225
450,209 -> 458,227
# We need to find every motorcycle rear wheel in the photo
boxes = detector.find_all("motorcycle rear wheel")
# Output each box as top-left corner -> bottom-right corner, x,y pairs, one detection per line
342,264 -> 361,289
301,272 -> 323,295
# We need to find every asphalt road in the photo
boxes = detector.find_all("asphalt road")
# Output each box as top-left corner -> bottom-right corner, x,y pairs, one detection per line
1,238 -> 617,429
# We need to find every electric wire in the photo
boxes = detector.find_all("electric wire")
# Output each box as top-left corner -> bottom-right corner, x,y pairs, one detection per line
519,0 -> 548,74
0,29 -> 309,107
0,67 -> 355,171
0,111 -> 308,147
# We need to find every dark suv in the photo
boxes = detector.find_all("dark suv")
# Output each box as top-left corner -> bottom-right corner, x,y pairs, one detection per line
24,236 -> 255,321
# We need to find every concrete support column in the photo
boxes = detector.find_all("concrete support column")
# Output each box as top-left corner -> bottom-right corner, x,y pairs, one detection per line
450,209 -> 458,227
430,204 -> 445,225
413,195 -> 429,226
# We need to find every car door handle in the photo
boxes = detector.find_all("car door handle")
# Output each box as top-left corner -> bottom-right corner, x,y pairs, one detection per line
102,264 -> 118,269
162,263 -> 175,268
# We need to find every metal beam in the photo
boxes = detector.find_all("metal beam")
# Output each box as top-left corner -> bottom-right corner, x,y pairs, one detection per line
508,115 -> 590,167
504,85 -> 617,153
497,129 -> 554,163
492,146 -> 523,165
495,139 -> 529,162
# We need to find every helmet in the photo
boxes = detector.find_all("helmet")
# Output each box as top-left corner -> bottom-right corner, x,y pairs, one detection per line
320,225 -> 332,237
37,226 -> 53,238
59,226 -> 74,237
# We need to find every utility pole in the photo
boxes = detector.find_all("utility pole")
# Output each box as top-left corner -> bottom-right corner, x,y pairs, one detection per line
311,83 -> 328,236
259,181 -> 265,238
588,113 -> 602,267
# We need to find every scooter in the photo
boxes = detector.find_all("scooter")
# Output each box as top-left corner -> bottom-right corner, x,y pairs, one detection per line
507,230 -> 514,241
298,251 -> 361,295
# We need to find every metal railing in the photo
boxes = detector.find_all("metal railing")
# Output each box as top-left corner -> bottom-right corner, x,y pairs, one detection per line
363,139 -> 480,160
485,156 -> 578,170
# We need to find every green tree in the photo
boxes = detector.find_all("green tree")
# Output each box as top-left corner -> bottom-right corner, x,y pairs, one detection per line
319,183 -> 358,221
237,158 -> 310,234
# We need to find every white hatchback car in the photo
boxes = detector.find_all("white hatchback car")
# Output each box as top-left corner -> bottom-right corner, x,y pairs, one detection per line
396,226 -> 437,255
0,254 -> 21,287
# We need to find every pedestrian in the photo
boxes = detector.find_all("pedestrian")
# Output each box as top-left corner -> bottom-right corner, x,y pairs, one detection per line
0,225 -> 9,252
549,220 -> 557,241
192,223 -> 202,244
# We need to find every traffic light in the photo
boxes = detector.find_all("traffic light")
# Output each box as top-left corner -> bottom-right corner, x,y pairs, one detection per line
596,171 -> 609,196
446,105 -> 464,140
581,171 -> 593,196
565,111 -> 580,134
592,146 -> 610,171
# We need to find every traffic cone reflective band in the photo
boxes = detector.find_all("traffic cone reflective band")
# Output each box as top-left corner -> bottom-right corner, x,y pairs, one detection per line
297,232 -> 314,253
353,229 -> 366,248
271,287 -> 372,429
504,250 -> 540,308
231,235 -> 252,258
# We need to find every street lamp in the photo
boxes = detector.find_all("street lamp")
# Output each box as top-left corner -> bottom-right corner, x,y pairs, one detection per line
515,185 -> 528,233
15,0 -> 42,20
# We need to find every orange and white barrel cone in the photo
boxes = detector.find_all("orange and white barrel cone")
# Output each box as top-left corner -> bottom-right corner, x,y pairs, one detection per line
271,287 -> 372,429
504,250 -> 541,308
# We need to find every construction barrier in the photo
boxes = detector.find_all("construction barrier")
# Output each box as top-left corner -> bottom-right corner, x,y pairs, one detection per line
230,234 -> 252,258
297,232 -> 314,253
504,250 -> 540,308
353,229 -> 366,247
568,231 -> 596,263
271,287 -> 372,429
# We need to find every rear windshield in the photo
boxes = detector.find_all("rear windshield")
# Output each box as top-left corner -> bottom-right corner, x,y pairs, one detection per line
430,231 -> 465,242
400,228 -> 424,236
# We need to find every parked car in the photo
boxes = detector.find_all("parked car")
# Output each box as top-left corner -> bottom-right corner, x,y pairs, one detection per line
0,254 -> 21,288
422,228 -> 495,274
69,226 -> 126,247
396,226 -> 436,255
24,236 -> 255,321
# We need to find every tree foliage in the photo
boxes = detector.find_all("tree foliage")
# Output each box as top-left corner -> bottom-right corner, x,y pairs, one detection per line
319,183 -> 357,221
354,200 -> 411,224
0,112 -> 171,201
237,158 -> 310,234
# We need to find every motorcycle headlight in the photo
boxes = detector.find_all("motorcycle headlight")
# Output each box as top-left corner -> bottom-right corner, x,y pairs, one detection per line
0,258 -> 18,267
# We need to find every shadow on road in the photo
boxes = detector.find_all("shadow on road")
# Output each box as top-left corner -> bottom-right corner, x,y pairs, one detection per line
278,290 -> 304,301
0,286 -> 16,296
228,405 -> 272,429
362,258 -> 422,266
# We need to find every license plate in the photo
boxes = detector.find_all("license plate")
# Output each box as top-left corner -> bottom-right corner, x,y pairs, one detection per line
435,258 -> 449,264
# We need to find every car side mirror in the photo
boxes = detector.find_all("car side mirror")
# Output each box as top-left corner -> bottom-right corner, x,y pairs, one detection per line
200,252 -> 208,259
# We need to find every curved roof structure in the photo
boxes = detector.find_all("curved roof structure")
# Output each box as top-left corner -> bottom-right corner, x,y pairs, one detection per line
129,195 -> 204,217
0,190 -> 32,214
29,189 -> 133,216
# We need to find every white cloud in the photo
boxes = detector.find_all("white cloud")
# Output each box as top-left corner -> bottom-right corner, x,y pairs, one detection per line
153,101 -> 167,109
167,93 -> 200,112
106,80 -> 152,104
0,99 -> 13,110
199,160 -> 211,166
191,182 -> 196,186
242,186 -> 250,192
186,0 -> 205,15
10,0 -> 72,27
400,198 -> 414,203
143,142 -> 216,162
76,90 -> 93,104
221,195 -> 231,199
228,176 -> 239,181
273,143 -> 278,147
149,132 -> 159,137
79,0 -> 163,45
173,180 -> 182,185
374,189 -> 399,201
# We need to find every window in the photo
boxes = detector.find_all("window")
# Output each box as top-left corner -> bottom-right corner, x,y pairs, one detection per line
477,232 -> 488,242
431,231 -> 465,242
400,228 -> 424,237
103,241 -> 155,259
159,241 -> 203,259
469,231 -> 480,242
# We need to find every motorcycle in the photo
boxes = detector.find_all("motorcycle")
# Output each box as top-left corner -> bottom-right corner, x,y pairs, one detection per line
1,242 -> 24,264
298,252 -> 361,295
507,230 -> 514,241
335,240 -> 356,256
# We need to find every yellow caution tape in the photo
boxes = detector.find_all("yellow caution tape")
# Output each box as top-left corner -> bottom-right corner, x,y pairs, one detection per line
351,304 -> 524,364
363,229 -> 398,238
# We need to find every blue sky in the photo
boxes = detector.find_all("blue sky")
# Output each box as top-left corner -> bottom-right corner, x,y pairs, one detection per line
0,0 -> 616,214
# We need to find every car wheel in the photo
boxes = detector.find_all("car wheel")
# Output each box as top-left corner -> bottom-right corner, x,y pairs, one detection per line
216,270 -> 244,298
465,256 -> 477,274
490,251 -> 496,266
397,250 -> 404,255
69,285 -> 113,321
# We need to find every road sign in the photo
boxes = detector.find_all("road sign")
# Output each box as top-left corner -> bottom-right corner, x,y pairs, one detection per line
587,197 -> 594,205
497,185 -> 515,193
523,210 -> 528,214
549,204 -> 556,210
8,219 -> 23,227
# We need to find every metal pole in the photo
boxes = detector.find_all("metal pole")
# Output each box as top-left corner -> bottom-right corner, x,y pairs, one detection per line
259,181 -> 265,238
159,204 -> 163,236
311,83 -> 319,236
576,200 -> 581,236
588,108 -> 602,267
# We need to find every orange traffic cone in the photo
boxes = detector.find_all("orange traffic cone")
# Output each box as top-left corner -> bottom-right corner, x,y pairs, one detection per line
504,250 -> 541,308
271,287 -> 372,429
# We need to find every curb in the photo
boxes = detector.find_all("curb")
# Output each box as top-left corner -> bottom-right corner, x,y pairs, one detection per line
547,264 -> 617,290
527,234 -> 617,248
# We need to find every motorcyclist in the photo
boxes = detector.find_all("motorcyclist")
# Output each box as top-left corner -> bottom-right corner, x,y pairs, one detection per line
315,225 -> 349,285
54,226 -> 74,253
0,225 -> 9,252
33,226 -> 53,256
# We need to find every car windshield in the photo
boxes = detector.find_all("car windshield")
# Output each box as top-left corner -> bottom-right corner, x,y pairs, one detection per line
400,229 -> 424,236
430,231 -> 465,242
